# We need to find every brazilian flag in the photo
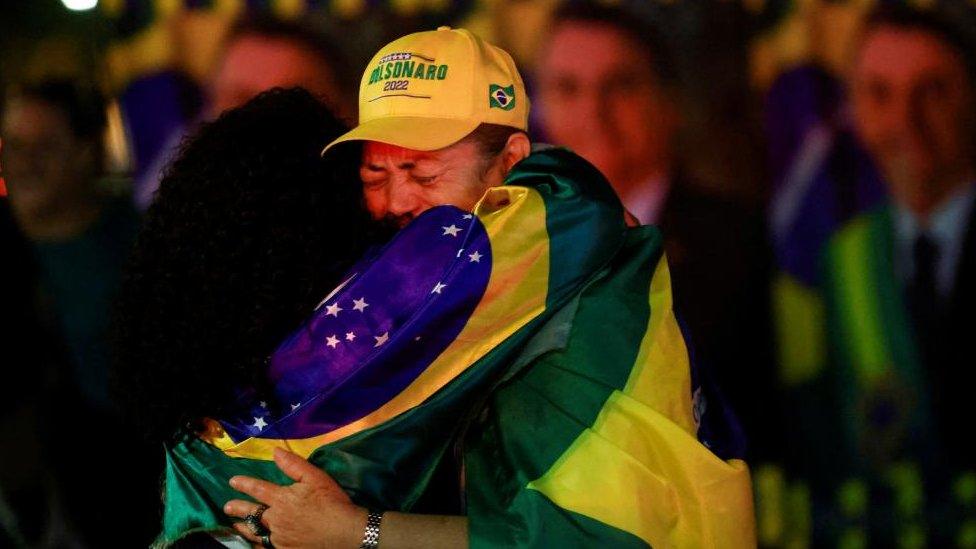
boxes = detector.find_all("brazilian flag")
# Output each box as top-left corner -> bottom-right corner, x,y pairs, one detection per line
160,147 -> 755,547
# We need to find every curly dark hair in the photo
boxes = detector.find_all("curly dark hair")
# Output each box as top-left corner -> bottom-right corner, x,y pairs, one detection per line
112,88 -> 383,443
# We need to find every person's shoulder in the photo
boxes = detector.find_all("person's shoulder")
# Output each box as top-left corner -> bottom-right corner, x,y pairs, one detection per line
510,144 -> 623,211
520,143 -> 600,176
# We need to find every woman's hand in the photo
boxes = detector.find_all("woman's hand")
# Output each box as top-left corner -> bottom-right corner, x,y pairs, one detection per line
224,447 -> 366,548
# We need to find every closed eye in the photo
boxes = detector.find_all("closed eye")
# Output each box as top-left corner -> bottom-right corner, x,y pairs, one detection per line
360,170 -> 387,189
414,175 -> 437,184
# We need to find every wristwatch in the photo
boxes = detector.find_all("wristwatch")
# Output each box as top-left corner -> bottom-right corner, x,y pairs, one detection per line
360,510 -> 384,549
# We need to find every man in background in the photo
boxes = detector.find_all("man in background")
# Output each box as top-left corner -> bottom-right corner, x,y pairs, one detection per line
533,1 -> 776,463
2,81 -> 138,413
1,80 -> 157,545
793,5 -> 976,544
207,17 -> 354,119
1,136 -> 69,546
133,17 -> 355,209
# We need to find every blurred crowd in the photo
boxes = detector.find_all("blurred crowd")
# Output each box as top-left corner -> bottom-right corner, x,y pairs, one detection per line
2,0 -> 975,547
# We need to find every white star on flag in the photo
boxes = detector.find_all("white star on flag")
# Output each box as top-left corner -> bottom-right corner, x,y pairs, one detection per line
326,335 -> 340,348
442,225 -> 462,237
346,331 -> 356,342
259,401 -> 267,408
374,332 -> 389,347
462,213 -> 473,219
432,282 -> 447,294
290,403 -> 301,411
456,248 -> 464,258
253,416 -> 268,431
325,302 -> 343,317
468,251 -> 482,263
352,298 -> 369,312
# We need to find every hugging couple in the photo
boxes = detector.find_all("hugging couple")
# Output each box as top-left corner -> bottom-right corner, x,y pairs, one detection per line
117,27 -> 754,549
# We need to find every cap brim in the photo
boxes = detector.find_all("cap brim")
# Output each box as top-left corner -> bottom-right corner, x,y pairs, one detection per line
321,117 -> 482,156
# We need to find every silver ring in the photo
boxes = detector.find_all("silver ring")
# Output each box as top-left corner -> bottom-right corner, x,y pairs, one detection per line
244,504 -> 269,536
261,534 -> 274,548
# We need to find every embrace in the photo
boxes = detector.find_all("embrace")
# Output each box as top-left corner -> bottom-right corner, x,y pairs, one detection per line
115,28 -> 755,548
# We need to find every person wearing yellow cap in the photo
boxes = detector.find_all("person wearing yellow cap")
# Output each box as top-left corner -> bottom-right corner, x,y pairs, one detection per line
219,30 -> 533,549
209,27 -> 754,549
323,26 -> 534,230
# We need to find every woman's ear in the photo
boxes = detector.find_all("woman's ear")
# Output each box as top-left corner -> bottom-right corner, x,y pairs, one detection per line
501,132 -> 531,174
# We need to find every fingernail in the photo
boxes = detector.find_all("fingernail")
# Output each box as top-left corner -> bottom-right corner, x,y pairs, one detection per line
229,476 -> 241,488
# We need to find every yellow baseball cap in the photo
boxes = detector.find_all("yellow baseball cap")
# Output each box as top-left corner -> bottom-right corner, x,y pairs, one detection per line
321,26 -> 529,155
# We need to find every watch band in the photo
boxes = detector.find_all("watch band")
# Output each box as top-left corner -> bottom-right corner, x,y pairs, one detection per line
360,510 -> 384,549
